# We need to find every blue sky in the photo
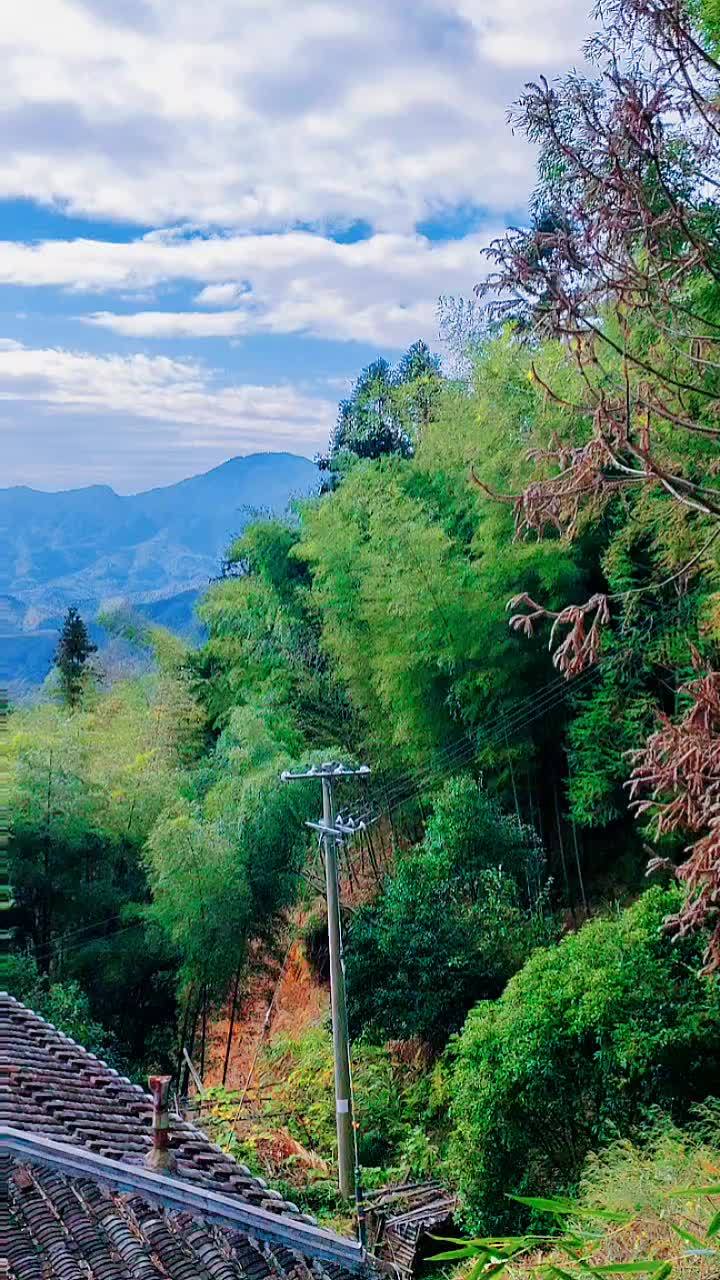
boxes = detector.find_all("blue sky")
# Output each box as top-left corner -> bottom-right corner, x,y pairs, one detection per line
0,0 -> 591,493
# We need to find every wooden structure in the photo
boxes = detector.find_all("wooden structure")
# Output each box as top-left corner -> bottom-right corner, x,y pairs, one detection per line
365,1181 -> 457,1278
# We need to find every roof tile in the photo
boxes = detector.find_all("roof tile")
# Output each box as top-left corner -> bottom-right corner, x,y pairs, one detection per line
0,992 -> 300,1216
0,995 -> 369,1280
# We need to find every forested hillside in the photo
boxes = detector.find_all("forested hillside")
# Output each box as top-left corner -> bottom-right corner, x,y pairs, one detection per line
5,0 -> 720,1269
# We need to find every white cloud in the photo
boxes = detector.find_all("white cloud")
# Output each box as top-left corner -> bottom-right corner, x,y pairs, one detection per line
89,300 -> 439,348
0,227 -> 496,348
460,0 -> 590,65
196,282 -> 251,307
0,340 -> 334,449
0,0 -> 592,232
0,0 -> 595,488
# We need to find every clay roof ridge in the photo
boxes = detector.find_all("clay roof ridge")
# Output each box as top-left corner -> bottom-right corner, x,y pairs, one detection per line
2,1126 -> 368,1273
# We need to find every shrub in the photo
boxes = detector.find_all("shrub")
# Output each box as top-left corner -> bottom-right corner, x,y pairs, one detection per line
422,776 -> 545,898
448,888 -> 720,1232
5,951 -> 113,1060
301,909 -> 329,985
263,1027 -> 416,1171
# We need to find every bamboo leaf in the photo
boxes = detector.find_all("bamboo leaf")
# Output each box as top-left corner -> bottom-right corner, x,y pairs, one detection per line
669,1223 -> 710,1249
708,1208 -> 720,1237
510,1196 -> 629,1224
669,1184 -> 720,1198
468,1256 -> 499,1280
589,1265 -> 674,1275
510,1195 -> 581,1214
428,1246 -> 480,1261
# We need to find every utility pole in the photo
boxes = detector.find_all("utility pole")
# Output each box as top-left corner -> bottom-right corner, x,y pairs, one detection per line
281,762 -> 371,1201
321,771 -> 353,1199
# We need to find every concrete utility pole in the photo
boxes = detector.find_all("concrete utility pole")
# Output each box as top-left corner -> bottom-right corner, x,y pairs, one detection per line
281,762 -> 371,1201
321,771 -> 353,1199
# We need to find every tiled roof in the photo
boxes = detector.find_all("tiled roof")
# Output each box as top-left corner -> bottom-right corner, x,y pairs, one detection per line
0,992 -> 302,1218
0,995 -> 369,1280
1,1143 -> 360,1280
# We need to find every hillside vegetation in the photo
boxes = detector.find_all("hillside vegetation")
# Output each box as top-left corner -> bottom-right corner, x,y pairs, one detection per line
5,0 -> 720,1270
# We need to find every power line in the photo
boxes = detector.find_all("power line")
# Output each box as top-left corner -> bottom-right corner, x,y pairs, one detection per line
29,917 -> 149,965
28,912 -> 125,958
376,662 -> 601,820
378,662 -> 596,808
19,661 -> 602,978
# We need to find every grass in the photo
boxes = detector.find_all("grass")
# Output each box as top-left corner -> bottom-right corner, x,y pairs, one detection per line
501,1105 -> 720,1277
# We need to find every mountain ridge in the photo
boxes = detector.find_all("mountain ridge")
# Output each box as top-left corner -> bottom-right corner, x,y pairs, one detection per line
0,451 -> 318,689
0,451 -> 310,502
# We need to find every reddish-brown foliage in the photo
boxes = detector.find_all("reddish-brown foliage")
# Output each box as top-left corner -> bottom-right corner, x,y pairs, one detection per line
628,656 -> 720,970
507,591 -> 611,676
474,0 -> 720,673
473,0 -> 720,958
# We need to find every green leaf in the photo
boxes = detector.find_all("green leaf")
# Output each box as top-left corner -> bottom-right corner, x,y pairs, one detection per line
510,1195 -> 630,1224
708,1209 -> 720,1237
669,1184 -> 720,1198
511,1195 -> 580,1214
468,1257 -> 499,1280
428,1246 -> 482,1261
427,1235 -> 478,1244
670,1223 -> 710,1249
589,1265 -> 674,1275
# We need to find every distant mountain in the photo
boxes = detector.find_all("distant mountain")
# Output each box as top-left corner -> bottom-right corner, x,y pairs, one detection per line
0,452 -> 317,691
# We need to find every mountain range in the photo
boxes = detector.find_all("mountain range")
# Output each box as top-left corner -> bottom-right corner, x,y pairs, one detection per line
0,452 -> 318,691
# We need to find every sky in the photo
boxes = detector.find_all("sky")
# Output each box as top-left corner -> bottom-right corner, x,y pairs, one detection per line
0,0 -> 592,493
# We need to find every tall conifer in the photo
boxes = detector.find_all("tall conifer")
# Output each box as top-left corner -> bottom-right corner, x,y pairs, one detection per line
54,607 -> 97,709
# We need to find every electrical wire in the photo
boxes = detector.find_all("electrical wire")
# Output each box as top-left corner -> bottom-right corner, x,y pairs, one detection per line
28,911 -> 126,959
31,917 -> 148,963
20,660 -> 602,979
374,661 -> 602,823
376,661 -> 599,810
174,657 -> 604,1242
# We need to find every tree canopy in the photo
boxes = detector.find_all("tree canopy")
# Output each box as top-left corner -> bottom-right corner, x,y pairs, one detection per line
318,341 -> 443,487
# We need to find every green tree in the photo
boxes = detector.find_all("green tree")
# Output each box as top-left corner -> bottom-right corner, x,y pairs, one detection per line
393,339 -> 443,437
7,674 -> 199,1068
459,0 -> 720,944
144,715 -> 319,1008
193,518 -> 351,746
53,607 -> 97,709
449,888 -> 720,1232
5,951 -> 112,1059
144,803 -> 253,1004
345,778 -> 550,1047
319,341 -> 443,487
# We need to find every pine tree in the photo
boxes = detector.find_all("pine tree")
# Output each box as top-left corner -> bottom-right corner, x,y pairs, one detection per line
53,607 -> 97,709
